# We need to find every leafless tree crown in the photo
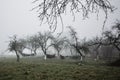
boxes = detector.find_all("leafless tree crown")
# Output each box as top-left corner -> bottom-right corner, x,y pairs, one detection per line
32,0 -> 114,31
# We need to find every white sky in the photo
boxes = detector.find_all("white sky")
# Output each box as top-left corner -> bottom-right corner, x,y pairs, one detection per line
0,0 -> 120,54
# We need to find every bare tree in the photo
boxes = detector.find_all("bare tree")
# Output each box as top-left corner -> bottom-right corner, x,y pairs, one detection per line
37,31 -> 54,60
88,36 -> 103,60
102,21 -> 120,57
88,21 -> 120,60
67,26 -> 89,61
32,0 -> 113,31
51,36 -> 67,59
15,38 -> 37,57
8,35 -> 39,62
8,35 -> 21,62
26,35 -> 40,55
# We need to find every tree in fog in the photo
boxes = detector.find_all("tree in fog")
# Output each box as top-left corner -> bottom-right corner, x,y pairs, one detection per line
8,35 -> 40,62
51,36 -> 67,59
88,21 -> 120,60
16,38 -> 37,57
32,0 -> 113,30
37,31 -> 54,60
67,26 -> 89,61
8,35 -> 23,62
102,21 -> 120,57
17,38 -> 27,53
26,35 -> 40,55
88,36 -> 102,60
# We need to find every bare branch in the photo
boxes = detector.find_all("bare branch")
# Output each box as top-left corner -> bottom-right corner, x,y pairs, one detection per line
32,0 -> 114,31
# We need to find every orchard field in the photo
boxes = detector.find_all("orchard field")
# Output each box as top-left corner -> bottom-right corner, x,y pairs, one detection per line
0,57 -> 120,80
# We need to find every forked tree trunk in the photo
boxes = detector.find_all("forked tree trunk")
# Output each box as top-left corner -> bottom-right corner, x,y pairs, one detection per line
75,47 -> 84,62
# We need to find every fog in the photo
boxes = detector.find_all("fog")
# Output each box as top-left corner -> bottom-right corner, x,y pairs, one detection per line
0,0 -> 120,55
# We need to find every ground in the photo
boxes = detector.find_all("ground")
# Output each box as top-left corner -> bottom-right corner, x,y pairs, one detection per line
0,57 -> 120,80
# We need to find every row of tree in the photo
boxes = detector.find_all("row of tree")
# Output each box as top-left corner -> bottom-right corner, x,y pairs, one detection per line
8,26 -> 89,62
8,21 -> 120,62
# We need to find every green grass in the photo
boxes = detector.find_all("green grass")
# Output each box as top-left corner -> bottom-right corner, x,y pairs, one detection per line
0,57 -> 120,80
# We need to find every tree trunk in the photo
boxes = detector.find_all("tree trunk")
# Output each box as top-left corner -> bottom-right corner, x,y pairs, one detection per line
70,48 -> 73,55
95,50 -> 99,61
75,46 -> 84,62
80,56 -> 83,61
17,54 -> 20,62
57,51 -> 60,59
15,50 -> 20,62
44,50 -> 47,60
34,49 -> 37,55
44,54 -> 47,60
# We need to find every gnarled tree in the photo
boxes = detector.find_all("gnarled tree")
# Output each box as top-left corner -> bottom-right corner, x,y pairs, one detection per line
8,35 -> 24,62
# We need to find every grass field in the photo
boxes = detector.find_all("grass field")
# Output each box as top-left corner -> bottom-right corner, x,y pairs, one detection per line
0,57 -> 120,80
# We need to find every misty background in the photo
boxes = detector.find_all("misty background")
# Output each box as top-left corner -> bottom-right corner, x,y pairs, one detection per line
0,0 -> 120,55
